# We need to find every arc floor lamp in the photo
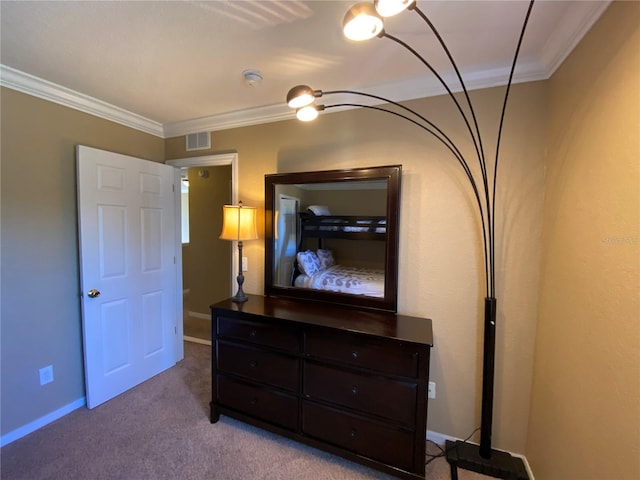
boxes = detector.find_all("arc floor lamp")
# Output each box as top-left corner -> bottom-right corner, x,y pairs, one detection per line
286,1 -> 534,479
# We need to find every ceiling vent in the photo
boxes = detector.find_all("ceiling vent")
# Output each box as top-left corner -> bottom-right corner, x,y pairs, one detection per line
186,131 -> 211,151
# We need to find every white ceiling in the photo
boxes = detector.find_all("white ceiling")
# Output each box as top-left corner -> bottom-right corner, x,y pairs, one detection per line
0,0 -> 610,138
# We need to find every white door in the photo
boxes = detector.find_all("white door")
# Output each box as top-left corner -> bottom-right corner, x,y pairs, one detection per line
275,195 -> 299,285
77,145 -> 179,408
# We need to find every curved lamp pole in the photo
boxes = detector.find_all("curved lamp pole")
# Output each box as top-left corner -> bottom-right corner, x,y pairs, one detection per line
286,1 -> 534,478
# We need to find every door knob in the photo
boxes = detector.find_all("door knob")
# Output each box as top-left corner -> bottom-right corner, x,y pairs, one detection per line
87,289 -> 101,298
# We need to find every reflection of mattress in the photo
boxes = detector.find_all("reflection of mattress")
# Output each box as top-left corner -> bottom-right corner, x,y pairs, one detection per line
294,264 -> 384,298
342,226 -> 387,233
305,218 -> 386,234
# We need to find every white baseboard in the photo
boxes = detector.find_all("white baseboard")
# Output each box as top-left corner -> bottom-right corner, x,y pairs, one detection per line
187,311 -> 209,320
183,335 -> 212,346
1,397 -> 86,447
426,429 -> 535,480
426,429 -> 458,446
517,453 -> 535,480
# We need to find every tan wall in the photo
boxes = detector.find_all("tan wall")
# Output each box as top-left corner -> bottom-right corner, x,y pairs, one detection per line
527,2 -> 640,479
301,188 -> 386,216
0,88 -> 165,434
166,80 -> 548,453
182,165 -> 232,314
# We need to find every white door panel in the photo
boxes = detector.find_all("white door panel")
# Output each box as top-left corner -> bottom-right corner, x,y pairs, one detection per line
275,195 -> 299,285
77,145 -> 179,408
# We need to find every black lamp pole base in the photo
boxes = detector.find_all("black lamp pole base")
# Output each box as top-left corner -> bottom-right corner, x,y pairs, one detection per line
231,275 -> 248,303
445,440 -> 529,480
231,290 -> 247,303
231,241 -> 248,303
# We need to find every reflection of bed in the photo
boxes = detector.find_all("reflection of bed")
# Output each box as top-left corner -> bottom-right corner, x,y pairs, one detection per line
294,264 -> 385,298
292,211 -> 387,297
298,212 -> 386,243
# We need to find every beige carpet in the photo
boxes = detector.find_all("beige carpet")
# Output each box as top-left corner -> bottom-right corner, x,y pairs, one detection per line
1,342 -> 493,480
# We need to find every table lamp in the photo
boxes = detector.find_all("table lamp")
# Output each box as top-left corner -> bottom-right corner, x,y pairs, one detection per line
219,201 -> 258,303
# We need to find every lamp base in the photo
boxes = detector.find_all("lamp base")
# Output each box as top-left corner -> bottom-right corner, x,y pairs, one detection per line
232,245 -> 247,303
445,440 -> 529,480
231,288 -> 248,303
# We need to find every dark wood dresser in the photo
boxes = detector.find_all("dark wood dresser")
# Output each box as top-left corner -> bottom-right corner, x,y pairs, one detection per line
210,294 -> 433,479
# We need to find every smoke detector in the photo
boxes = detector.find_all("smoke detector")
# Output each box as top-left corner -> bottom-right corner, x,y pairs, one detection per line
243,69 -> 263,86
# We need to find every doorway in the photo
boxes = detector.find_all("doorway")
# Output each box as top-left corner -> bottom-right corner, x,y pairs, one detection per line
166,154 -> 237,345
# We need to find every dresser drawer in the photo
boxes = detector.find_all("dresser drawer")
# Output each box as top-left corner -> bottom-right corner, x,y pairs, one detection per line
305,330 -> 421,378
304,363 -> 417,425
218,376 -> 298,430
218,342 -> 299,391
302,402 -> 415,471
218,316 -> 300,352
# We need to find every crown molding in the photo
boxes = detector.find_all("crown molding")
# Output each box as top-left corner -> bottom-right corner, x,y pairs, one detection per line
0,65 -> 164,138
163,62 -> 549,137
162,104 -> 294,138
0,61 -> 551,139
540,0 -> 612,76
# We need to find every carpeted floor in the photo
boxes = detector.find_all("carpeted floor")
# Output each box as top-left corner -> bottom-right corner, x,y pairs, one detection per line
1,342 -> 493,480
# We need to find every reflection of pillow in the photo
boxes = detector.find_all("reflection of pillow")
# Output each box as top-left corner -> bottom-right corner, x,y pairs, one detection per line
317,249 -> 335,270
297,250 -> 321,276
307,205 -> 331,216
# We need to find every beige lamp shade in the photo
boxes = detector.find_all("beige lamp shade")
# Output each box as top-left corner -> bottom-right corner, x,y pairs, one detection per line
219,203 -> 258,241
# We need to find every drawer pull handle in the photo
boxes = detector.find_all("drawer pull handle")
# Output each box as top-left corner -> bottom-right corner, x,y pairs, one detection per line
350,429 -> 357,438
351,351 -> 359,359
249,360 -> 257,368
249,330 -> 257,337
250,398 -> 258,405
351,386 -> 358,396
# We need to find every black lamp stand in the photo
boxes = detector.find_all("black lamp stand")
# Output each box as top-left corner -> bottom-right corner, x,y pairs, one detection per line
231,240 -> 247,303
445,297 -> 529,480
446,439 -> 529,480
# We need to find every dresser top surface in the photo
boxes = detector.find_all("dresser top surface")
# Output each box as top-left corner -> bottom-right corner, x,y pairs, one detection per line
211,295 -> 433,346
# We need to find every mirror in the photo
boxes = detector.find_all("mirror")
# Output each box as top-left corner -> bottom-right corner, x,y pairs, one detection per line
265,165 -> 401,312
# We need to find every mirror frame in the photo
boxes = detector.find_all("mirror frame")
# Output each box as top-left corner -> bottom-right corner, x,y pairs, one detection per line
264,165 -> 401,312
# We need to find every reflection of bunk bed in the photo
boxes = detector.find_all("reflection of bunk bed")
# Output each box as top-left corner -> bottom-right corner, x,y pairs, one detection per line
297,213 -> 387,245
291,212 -> 386,297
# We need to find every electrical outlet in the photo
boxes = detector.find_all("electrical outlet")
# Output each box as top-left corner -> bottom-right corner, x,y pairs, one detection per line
39,365 -> 54,386
242,256 -> 248,272
428,381 -> 436,399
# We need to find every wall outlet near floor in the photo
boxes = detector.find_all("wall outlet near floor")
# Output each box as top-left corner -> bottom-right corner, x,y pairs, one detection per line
242,256 -> 248,272
39,365 -> 54,385
428,381 -> 436,399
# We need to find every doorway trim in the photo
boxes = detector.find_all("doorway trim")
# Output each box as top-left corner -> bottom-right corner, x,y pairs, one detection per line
166,152 -> 238,345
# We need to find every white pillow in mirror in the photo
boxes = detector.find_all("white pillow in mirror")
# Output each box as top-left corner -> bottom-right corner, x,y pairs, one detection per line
297,250 -> 321,276
317,249 -> 335,270
307,205 -> 331,216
